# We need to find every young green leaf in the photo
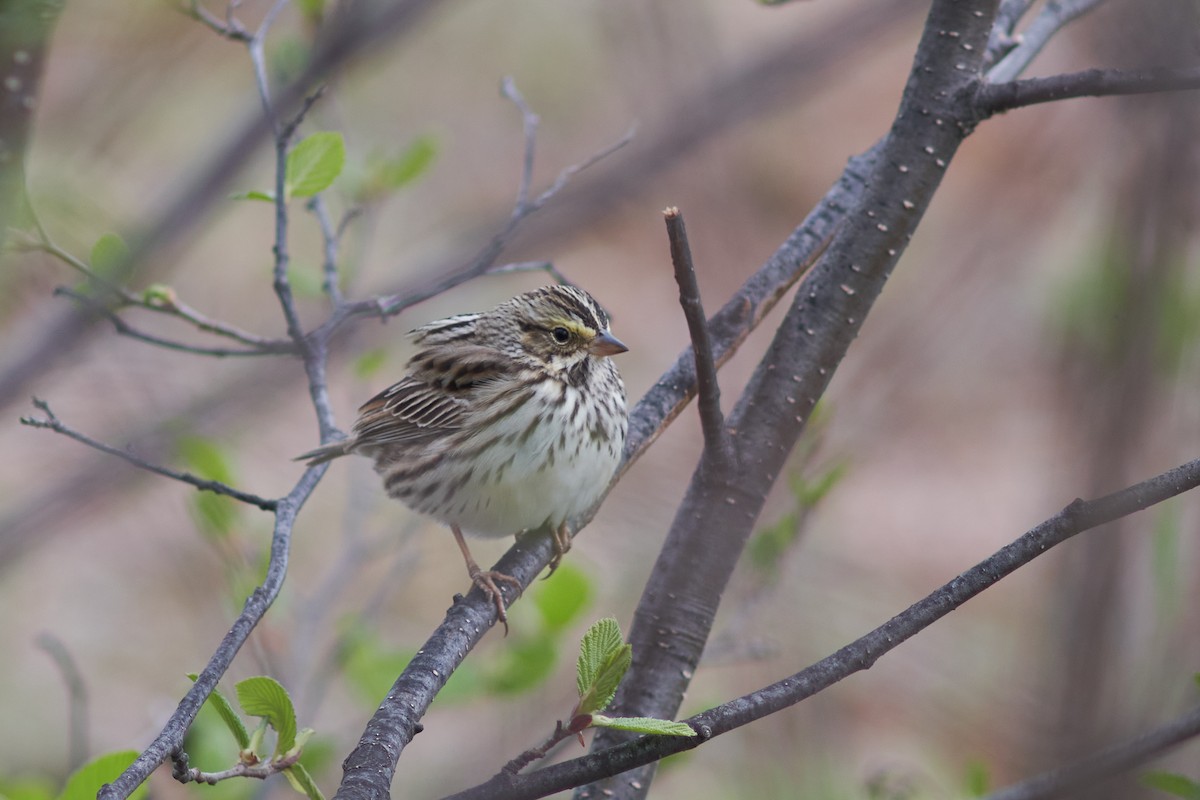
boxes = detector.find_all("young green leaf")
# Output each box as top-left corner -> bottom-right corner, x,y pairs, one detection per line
484,637 -> 558,695
188,673 -> 250,749
89,233 -> 129,280
589,715 -> 696,737
1142,771 -> 1200,799
231,189 -> 277,202
282,763 -> 325,800
58,751 -> 147,800
236,676 -> 298,757
577,641 -> 631,716
576,617 -> 624,697
377,135 -> 437,190
963,759 -> 990,797
177,436 -> 239,540
534,562 -> 592,631
287,132 -> 345,199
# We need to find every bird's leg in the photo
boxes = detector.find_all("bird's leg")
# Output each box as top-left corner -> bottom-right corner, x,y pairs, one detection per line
452,524 -> 523,633
545,521 -> 572,576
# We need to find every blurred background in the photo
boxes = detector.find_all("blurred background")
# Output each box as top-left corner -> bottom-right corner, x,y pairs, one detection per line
2,0 -> 1199,797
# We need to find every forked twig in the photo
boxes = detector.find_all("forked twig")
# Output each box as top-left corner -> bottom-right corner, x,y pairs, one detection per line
20,398 -> 279,511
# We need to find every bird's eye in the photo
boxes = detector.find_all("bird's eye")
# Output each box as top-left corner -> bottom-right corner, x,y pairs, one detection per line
551,326 -> 571,344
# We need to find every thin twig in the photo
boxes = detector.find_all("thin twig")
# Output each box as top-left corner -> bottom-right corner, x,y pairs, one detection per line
311,195 -> 345,305
98,467 -> 324,800
501,76 -> 538,215
501,721 -> 579,776
985,0 -> 1035,66
182,1 -> 251,42
53,287 -> 294,357
977,66 -> 1200,116
983,704 -> 1200,800
172,747 -> 303,785
20,398 -> 279,511
36,632 -> 89,772
324,97 -> 634,330
445,456 -> 1200,800
663,207 -> 732,468
987,0 -> 1109,83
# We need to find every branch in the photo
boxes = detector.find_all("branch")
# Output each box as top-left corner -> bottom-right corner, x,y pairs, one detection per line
20,398 -> 279,511
51,287 -> 293,358
663,207 -> 732,468
97,466 -> 325,800
983,704 -> 1200,800
987,0 -> 1108,82
447,456 -> 1200,800
581,3 -> 997,796
977,66 -> 1200,117
332,150 -> 843,800
36,632 -> 89,772
171,747 -> 303,785
328,93 -> 635,331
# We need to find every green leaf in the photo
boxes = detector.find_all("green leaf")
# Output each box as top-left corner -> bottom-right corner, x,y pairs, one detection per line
231,190 -> 276,202
963,759 -> 990,797
177,436 -> 239,540
58,751 -> 147,800
236,677 -> 298,757
282,764 -> 324,800
294,0 -> 325,21
352,347 -> 389,380
1142,771 -> 1200,799
89,233 -> 129,280
178,436 -> 235,483
188,673 -> 250,749
141,283 -> 177,308
286,132 -> 345,199
0,776 -> 56,800
377,136 -> 437,190
533,562 -> 592,631
791,459 -> 848,508
589,715 -> 696,737
484,636 -> 557,695
576,617 -> 624,697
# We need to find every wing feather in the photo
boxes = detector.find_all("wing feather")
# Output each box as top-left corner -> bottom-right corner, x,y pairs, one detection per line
349,343 -> 518,447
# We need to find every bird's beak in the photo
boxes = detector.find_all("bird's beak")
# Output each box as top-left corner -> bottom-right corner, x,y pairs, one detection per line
589,330 -> 629,357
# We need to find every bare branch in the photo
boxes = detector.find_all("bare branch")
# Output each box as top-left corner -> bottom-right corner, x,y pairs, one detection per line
171,747 -> 303,785
501,76 -> 539,215
98,466 -> 325,800
977,66 -> 1200,116
983,704 -> 1200,800
663,207 -> 731,468
36,632 -> 89,772
52,287 -> 294,357
327,97 -> 634,330
181,1 -> 252,42
447,456 -> 1200,800
987,0 -> 1108,82
986,0 -> 1035,65
310,195 -> 346,305
20,398 -> 279,511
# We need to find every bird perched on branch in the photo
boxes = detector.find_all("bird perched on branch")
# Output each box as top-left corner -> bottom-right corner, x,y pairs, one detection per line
298,285 -> 628,628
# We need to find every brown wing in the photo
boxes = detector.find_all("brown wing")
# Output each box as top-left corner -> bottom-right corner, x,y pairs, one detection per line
350,344 -> 516,447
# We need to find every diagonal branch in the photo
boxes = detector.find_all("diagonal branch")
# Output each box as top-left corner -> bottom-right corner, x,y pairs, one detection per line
97,466 -> 324,800
446,456 -> 1200,800
983,703 -> 1200,800
20,398 -> 278,511
987,0 -> 1108,82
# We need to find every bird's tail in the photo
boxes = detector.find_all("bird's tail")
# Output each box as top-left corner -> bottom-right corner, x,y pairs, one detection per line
294,439 -> 353,467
